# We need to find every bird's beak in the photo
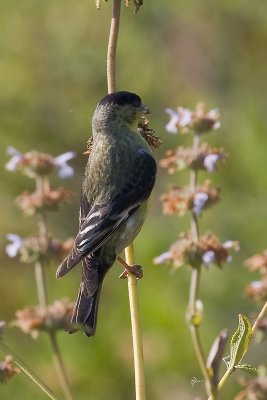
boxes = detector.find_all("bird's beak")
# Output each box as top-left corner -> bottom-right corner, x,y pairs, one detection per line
140,104 -> 150,115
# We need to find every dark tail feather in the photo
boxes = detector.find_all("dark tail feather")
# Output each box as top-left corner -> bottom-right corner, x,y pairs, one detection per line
66,252 -> 115,336
67,279 -> 104,337
56,246 -> 82,278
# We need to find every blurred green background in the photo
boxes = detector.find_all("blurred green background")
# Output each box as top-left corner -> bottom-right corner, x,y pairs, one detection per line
1,0 -> 267,399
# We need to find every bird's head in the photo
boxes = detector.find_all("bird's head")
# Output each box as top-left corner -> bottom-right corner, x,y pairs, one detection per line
92,91 -> 150,132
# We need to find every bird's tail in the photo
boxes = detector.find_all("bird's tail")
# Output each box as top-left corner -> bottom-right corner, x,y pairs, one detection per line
67,278 -> 104,337
67,255 -> 113,336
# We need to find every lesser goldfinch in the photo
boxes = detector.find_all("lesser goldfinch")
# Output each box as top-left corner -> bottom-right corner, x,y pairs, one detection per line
56,91 -> 157,336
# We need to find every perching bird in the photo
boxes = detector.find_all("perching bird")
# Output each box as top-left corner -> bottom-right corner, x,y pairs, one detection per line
56,91 -> 157,336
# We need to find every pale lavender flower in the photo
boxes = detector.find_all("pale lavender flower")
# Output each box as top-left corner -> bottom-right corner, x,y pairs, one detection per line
153,251 -> 171,265
165,108 -> 192,134
222,240 -> 239,263
250,281 -> 263,290
222,240 -> 240,251
6,147 -> 76,178
192,192 -> 209,216
6,234 -> 23,257
5,147 -> 23,171
204,154 -> 222,172
53,151 -> 76,178
202,250 -> 216,266
165,109 -> 179,134
207,109 -> 221,130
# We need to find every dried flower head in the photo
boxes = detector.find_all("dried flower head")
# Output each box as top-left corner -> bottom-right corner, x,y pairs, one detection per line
245,279 -> 267,303
83,137 -> 93,155
244,250 -> 267,302
0,356 -> 20,384
165,103 -> 220,135
125,0 -> 143,13
138,117 -> 162,149
5,147 -> 76,179
160,187 -> 190,216
96,0 -> 143,13
160,144 -> 226,174
192,102 -> 221,134
160,181 -> 220,217
154,234 -> 200,269
245,251 -> 267,275
154,232 -> 239,270
16,187 -> 73,216
14,299 -> 74,338
199,233 -> 239,268
6,234 -> 74,264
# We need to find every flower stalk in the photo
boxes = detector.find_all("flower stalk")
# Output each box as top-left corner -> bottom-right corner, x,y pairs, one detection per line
125,245 -> 146,400
34,175 -> 74,400
187,134 -> 213,397
155,104 -> 230,399
107,0 -> 122,93
106,2 -> 146,399
252,301 -> 267,333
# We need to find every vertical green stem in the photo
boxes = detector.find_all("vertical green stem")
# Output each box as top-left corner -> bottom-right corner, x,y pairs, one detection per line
34,176 -> 74,400
106,2 -> 146,399
35,260 -> 48,310
187,134 -> 213,397
49,333 -> 74,400
125,245 -> 146,400
107,0 -> 121,93
252,301 -> 267,333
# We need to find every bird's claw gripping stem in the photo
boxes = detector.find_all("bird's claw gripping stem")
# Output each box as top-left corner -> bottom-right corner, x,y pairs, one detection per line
117,256 -> 143,279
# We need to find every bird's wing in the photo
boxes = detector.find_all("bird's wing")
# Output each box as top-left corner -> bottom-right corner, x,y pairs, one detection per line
75,148 -> 157,254
79,191 -> 91,228
56,149 -> 156,278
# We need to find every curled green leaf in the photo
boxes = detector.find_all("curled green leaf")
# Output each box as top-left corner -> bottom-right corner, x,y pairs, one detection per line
229,314 -> 252,369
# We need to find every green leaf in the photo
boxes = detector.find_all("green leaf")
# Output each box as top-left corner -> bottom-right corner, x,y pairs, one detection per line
234,364 -> 259,376
229,314 -> 252,369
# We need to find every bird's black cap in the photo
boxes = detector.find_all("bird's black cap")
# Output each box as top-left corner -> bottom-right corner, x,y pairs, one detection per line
98,91 -> 142,108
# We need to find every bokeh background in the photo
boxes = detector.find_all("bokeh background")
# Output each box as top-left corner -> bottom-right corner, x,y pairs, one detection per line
1,0 -> 267,399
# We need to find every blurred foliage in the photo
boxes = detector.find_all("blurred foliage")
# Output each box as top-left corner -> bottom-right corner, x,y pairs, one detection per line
1,0 -> 267,399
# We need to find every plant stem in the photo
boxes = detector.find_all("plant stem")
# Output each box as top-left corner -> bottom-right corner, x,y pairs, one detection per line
35,177 -> 49,309
106,2 -> 145,399
49,333 -> 74,400
0,340 -> 58,400
107,0 -> 121,93
125,244 -> 146,400
34,176 -> 74,400
252,301 -> 267,333
35,260 -> 48,310
187,134 -> 212,397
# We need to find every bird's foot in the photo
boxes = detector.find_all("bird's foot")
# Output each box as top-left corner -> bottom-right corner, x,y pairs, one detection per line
119,265 -> 143,280
117,256 -> 143,280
